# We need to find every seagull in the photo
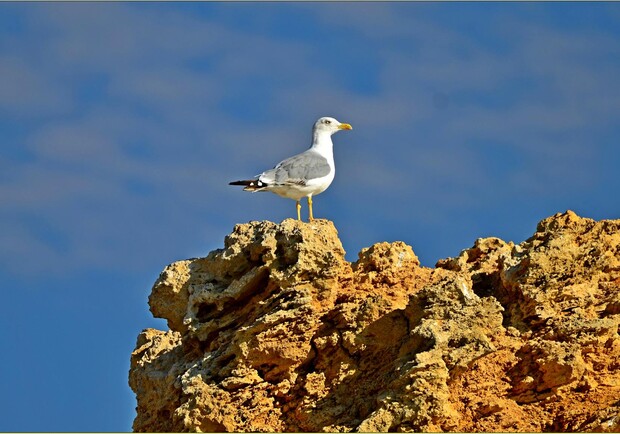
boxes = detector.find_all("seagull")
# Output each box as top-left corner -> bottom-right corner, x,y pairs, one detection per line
230,116 -> 352,221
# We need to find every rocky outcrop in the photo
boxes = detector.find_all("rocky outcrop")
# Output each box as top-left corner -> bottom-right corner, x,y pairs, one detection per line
129,211 -> 620,432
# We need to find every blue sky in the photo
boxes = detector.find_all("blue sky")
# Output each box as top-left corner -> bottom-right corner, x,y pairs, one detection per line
1,2 -> 619,431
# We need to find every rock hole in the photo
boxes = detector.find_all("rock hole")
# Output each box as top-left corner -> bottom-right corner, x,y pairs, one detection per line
471,272 -> 497,298
448,336 -> 469,348
275,234 -> 302,268
196,303 -> 217,323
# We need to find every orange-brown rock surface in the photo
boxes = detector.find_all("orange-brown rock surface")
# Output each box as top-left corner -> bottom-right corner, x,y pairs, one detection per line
129,211 -> 620,432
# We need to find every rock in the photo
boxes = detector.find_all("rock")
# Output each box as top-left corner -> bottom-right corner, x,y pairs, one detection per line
129,211 -> 620,432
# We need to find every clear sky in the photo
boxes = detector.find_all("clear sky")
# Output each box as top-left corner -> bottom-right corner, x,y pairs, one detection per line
1,2 -> 619,431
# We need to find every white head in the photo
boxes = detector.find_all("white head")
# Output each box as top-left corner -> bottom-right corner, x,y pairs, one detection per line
313,116 -> 353,136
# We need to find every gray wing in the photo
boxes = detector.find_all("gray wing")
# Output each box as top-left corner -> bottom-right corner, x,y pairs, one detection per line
260,151 -> 330,186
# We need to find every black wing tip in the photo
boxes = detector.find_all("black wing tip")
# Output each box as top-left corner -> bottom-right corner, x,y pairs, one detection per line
229,180 -> 269,191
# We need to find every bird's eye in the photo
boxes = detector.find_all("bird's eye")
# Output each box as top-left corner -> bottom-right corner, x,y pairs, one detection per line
324,119 -> 331,124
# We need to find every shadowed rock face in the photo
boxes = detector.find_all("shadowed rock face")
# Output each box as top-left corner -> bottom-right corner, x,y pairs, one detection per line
129,211 -> 620,432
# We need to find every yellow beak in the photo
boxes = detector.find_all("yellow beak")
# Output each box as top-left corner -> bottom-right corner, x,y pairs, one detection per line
338,123 -> 353,130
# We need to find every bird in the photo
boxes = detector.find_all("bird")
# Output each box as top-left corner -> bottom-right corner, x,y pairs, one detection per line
230,116 -> 352,222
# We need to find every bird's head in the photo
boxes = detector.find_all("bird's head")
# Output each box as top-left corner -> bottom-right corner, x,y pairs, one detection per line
314,116 -> 353,135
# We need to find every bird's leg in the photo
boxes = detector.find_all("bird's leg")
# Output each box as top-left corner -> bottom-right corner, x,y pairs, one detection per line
296,200 -> 301,221
308,196 -> 314,221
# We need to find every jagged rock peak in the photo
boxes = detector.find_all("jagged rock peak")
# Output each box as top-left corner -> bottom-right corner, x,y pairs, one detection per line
130,211 -> 620,432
